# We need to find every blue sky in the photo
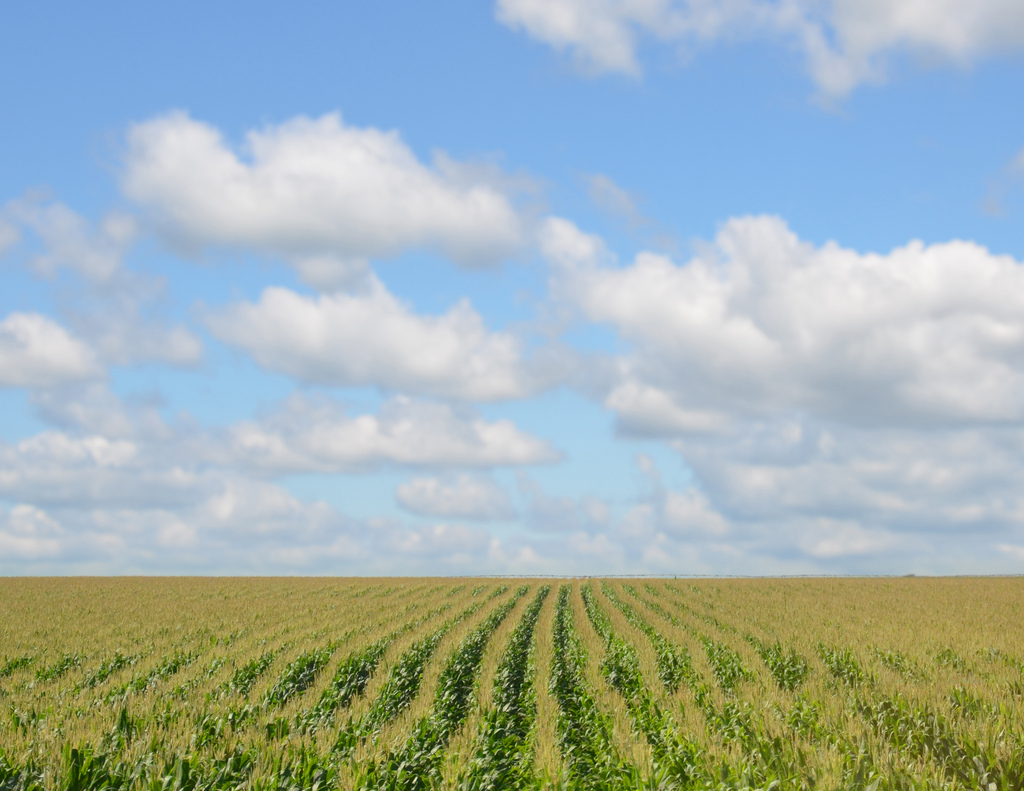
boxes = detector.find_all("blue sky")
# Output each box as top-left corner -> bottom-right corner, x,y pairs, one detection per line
2,0 -> 1024,575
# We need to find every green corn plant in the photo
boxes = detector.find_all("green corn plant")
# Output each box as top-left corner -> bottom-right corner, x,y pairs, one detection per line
818,644 -> 870,687
548,586 -> 638,791
934,647 -> 969,672
222,649 -> 278,697
335,598 -> 492,756
35,652 -> 83,682
298,603 -> 453,733
356,587 -> 528,790
79,652 -> 141,690
700,636 -> 752,693
262,642 -> 337,709
299,636 -> 391,732
580,585 -> 707,787
601,582 -> 691,694
747,635 -> 809,691
0,750 -> 43,791
860,691 -> 1024,789
462,585 -> 551,791
871,646 -> 928,682
0,655 -> 34,678
947,685 -> 990,718
106,649 -> 199,701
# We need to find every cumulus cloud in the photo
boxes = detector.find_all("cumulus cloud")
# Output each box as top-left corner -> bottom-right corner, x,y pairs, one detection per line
85,315 -> 203,369
0,384 -> 564,573
0,313 -> 101,388
0,430 -> 207,509
998,543 -> 1024,561
30,383 -> 167,439
223,394 -> 560,473
3,383 -> 1018,573
0,477 -> 353,574
550,214 -> 1024,430
613,455 -> 935,573
1,388 -> 558,512
676,422 -> 1024,533
541,215 -> 1024,569
390,522 -> 493,560
122,112 -> 525,278
2,196 -> 203,368
517,472 -> 611,532
63,272 -> 203,368
65,491 -> 503,575
396,475 -> 516,520
4,197 -> 137,282
206,277 -> 541,400
0,470 -> 549,575
0,505 -> 64,561
632,453 -> 729,537
544,215 -> 1024,569
800,519 -> 901,559
585,173 -> 656,232
497,0 -> 1024,95
496,0 -> 656,76
0,217 -> 19,255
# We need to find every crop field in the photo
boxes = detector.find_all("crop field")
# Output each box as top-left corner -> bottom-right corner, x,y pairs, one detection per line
1,578 -> 1023,790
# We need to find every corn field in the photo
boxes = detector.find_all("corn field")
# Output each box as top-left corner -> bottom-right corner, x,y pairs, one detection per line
1,577 -> 1023,790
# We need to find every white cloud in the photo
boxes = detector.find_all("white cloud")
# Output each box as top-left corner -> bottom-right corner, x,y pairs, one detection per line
0,431 -> 205,510
497,0 -> 1024,95
801,519 -> 900,559
0,478 -> 355,574
631,453 -> 730,538
1013,147 -> 1024,175
675,422 -> 1024,531
551,214 -> 1024,430
396,475 -> 516,520
87,318 -> 203,368
540,215 -> 612,270
0,217 -> 19,255
542,216 -> 1024,568
16,432 -> 138,468
197,477 -> 338,536
206,278 -> 538,400
606,379 -> 730,435
0,505 -> 63,560
5,197 -> 136,282
586,173 -> 655,232
0,313 -> 101,388
391,522 -> 493,558
998,543 -> 1024,561
496,0 -> 654,75
0,385 -> 561,574
2,196 -> 203,368
223,394 -> 560,473
0,478 -> 541,575
516,472 -> 610,532
64,272 -> 203,368
30,384 -> 165,439
0,387 -> 557,514
122,112 -> 525,276
663,489 -> 730,537
1,385 -> 1018,574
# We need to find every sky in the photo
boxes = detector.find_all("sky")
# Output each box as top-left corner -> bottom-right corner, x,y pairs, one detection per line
2,1 -> 1024,576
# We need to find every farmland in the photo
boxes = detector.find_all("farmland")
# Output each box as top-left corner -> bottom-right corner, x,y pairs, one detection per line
1,578 -> 1023,789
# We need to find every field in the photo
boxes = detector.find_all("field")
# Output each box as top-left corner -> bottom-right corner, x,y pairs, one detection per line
1,578 -> 1022,790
